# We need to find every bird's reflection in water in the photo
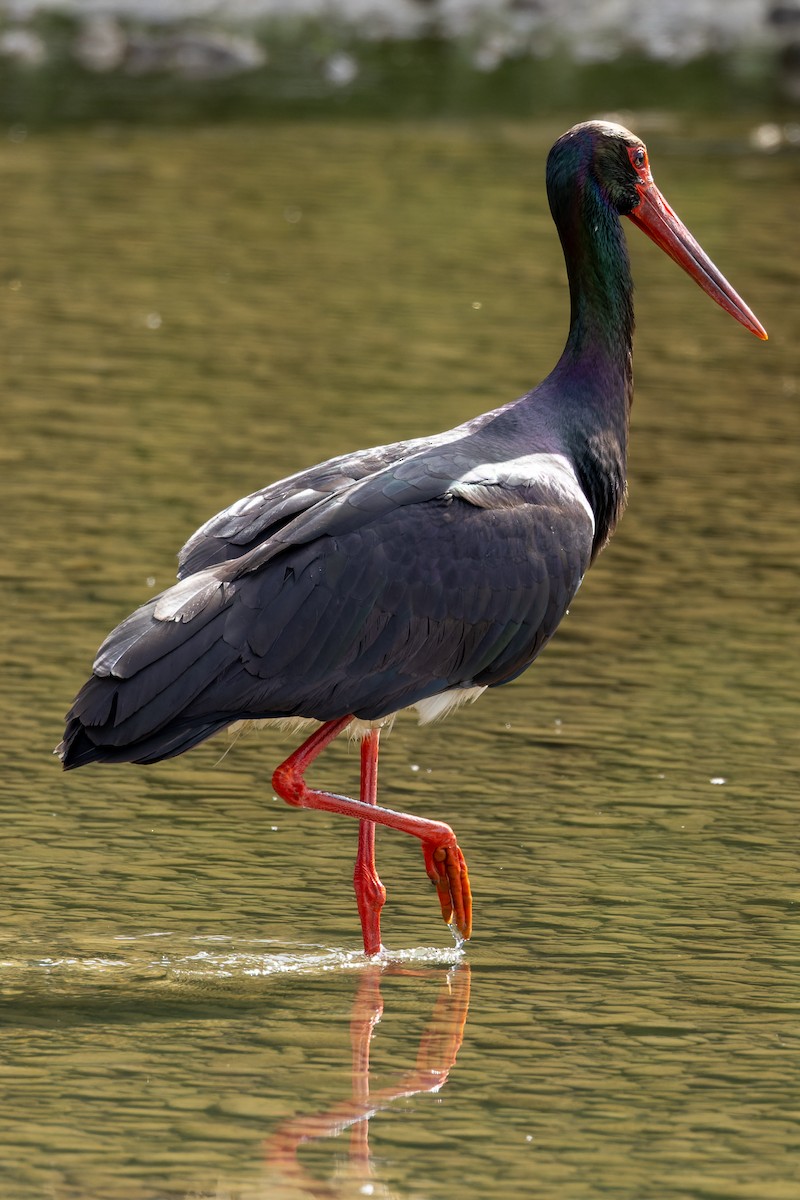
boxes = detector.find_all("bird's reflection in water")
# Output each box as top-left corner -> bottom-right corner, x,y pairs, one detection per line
263,962 -> 471,1198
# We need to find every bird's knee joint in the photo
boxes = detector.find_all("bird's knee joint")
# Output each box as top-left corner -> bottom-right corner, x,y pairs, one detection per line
354,868 -> 386,910
272,764 -> 304,807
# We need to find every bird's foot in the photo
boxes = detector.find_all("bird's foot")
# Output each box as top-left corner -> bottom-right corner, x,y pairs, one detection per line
422,838 -> 472,942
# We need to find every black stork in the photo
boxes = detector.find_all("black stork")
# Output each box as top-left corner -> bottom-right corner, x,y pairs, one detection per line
58,121 -> 767,956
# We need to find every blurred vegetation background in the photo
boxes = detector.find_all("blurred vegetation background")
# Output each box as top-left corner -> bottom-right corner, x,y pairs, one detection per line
0,0 -> 797,126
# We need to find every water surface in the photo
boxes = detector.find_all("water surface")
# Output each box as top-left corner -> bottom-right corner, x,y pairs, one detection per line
1,117 -> 799,1198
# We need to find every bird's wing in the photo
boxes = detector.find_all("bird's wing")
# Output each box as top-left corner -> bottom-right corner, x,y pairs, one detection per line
189,437 -> 593,587
64,450 -> 594,764
177,433 -> 439,579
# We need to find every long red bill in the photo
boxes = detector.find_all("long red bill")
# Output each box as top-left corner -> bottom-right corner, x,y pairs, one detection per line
626,182 -> 768,341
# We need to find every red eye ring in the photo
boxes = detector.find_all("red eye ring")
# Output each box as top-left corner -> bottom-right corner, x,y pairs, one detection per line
628,145 -> 648,172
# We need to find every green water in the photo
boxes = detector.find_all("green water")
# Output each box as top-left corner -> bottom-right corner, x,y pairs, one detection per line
1,116 -> 799,1198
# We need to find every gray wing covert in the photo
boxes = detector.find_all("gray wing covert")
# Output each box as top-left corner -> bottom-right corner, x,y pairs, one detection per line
177,433 -> 438,578
172,476 -> 595,723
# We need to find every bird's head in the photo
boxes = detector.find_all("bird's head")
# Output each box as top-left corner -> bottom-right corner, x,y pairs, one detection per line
546,120 -> 645,222
547,120 -> 767,340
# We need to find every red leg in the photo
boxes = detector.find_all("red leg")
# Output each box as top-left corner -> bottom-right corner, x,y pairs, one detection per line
355,729 -> 386,955
272,717 -> 472,943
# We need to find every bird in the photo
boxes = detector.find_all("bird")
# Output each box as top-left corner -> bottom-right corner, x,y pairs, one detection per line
58,120 -> 767,956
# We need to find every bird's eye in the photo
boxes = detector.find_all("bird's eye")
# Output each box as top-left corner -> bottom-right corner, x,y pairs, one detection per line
630,146 -> 647,171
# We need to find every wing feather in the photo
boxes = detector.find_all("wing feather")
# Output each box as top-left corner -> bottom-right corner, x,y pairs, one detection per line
61,444 -> 595,766
177,433 -> 439,578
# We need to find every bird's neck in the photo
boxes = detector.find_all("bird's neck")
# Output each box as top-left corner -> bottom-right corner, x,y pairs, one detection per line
549,195 -> 635,557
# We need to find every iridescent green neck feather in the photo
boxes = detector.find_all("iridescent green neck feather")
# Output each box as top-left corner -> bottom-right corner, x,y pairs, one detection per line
541,128 -> 636,554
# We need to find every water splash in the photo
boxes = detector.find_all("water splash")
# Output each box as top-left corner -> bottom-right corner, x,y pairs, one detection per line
169,937 -> 465,979
0,935 -> 465,997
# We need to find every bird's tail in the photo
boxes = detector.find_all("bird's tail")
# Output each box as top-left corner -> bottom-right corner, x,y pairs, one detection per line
57,705 -> 230,769
57,569 -> 239,769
